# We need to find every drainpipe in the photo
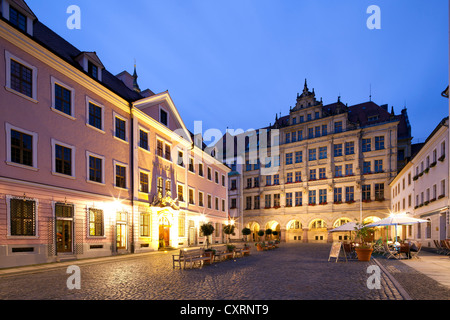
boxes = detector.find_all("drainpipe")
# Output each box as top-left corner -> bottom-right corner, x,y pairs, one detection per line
129,101 -> 135,253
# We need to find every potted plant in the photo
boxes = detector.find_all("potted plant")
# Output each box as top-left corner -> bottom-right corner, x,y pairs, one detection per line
200,223 -> 215,264
223,224 -> 235,243
242,227 -> 251,242
265,228 -> 273,240
354,223 -> 374,261
258,230 -> 265,241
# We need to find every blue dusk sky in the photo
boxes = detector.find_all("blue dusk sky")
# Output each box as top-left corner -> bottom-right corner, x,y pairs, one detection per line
27,0 -> 448,144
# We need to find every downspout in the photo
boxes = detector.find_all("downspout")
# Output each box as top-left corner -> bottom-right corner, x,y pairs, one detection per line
129,101 -> 135,253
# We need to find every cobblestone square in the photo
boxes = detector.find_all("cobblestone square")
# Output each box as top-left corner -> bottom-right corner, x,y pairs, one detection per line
3,243 -> 448,301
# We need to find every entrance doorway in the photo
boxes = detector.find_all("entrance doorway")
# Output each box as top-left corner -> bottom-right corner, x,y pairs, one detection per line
55,203 -> 74,254
116,211 -> 128,251
159,216 -> 170,248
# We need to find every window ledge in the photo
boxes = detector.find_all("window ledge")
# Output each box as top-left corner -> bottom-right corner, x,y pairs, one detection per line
6,161 -> 38,171
51,171 -> 75,179
85,123 -> 105,134
50,107 -> 76,120
5,86 -> 38,104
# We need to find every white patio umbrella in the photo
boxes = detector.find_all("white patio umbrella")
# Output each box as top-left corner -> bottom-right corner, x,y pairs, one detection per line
366,215 -> 428,242
329,222 -> 361,232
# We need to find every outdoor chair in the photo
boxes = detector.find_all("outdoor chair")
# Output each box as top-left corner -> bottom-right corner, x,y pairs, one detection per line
343,243 -> 356,259
383,243 -> 400,259
441,240 -> 450,255
434,240 -> 445,255
410,242 -> 422,259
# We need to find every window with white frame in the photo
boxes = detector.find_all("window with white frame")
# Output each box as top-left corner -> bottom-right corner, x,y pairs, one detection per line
86,97 -> 104,132
51,77 -> 75,118
7,196 -> 37,237
51,139 -> 75,178
86,151 -> 105,184
114,160 -> 128,189
6,123 -> 38,170
139,127 -> 149,151
114,112 -> 128,142
5,51 -> 38,101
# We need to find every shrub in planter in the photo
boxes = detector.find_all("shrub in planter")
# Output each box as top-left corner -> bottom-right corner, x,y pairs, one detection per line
200,223 -> 215,249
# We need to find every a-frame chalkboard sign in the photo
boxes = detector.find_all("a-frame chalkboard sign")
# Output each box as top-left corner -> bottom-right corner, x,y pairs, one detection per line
328,242 -> 347,262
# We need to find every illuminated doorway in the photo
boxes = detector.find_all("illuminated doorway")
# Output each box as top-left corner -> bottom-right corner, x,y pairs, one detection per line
116,211 -> 128,250
159,216 -> 171,248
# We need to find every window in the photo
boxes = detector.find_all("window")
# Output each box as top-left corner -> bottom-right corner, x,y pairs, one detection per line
363,161 -> 371,174
286,172 -> 293,183
156,177 -> 162,196
362,139 -> 371,152
319,168 -> 326,179
295,151 -> 302,163
198,163 -> 204,177
309,169 -> 316,181
189,158 -> 194,172
308,128 -> 314,139
54,143 -> 73,176
315,126 -> 320,137
10,129 -> 33,167
114,115 -> 127,141
189,188 -> 195,205
177,150 -> 184,167
335,165 -> 342,177
375,183 -> 384,200
295,171 -> 302,182
164,144 -> 171,161
285,133 -> 291,144
319,189 -> 327,204
295,192 -> 302,206
139,172 -> 149,193
10,59 -> 33,98
345,186 -> 354,202
309,149 -> 316,161
207,167 -> 212,180
322,125 -> 327,136
254,177 -> 259,187
6,51 -> 37,101
88,61 -> 99,79
335,121 -> 342,133
115,164 -> 127,189
374,160 -> 383,173
286,153 -> 293,165
309,190 -> 316,205
246,197 -> 252,210
273,174 -> 279,185
89,208 -> 104,236
246,178 -> 252,189
334,144 -> 342,157
156,140 -> 164,157
286,193 -> 293,207
375,136 -> 385,150
208,194 -> 212,208
254,196 -> 260,209
334,188 -> 342,203
222,199 -> 225,212
177,185 -> 184,202
441,180 -> 446,197
345,164 -> 353,176
319,147 -> 327,159
345,142 -> 354,155
53,81 -> 73,116
215,171 -> 219,184
266,175 -> 272,186
88,153 -> 104,184
292,131 -> 297,142
179,213 -> 186,237
9,198 -> 36,236
160,108 -> 168,126
88,102 -> 103,131
9,6 -> 27,32
362,185 -> 371,201
139,129 -> 149,150
165,180 -> 171,195
199,192 -> 204,207
274,194 -> 280,207
140,212 -> 151,237
265,194 -> 271,208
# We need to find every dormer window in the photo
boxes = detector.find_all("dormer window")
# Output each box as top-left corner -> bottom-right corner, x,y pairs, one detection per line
160,108 -> 168,126
9,6 -> 27,32
88,61 -> 98,80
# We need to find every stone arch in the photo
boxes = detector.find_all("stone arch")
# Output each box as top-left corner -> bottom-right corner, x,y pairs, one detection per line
264,220 -> 281,240
286,219 -> 303,242
308,218 -> 328,242
246,221 -> 261,242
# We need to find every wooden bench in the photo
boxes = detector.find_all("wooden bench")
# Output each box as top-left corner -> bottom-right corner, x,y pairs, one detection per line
234,245 -> 251,257
213,245 -> 234,262
172,249 -> 211,269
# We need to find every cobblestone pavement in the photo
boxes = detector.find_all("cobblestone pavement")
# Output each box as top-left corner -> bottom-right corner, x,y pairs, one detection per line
0,243 -> 448,301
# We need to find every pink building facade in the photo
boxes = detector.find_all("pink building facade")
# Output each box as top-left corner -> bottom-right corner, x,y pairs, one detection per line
0,0 -> 229,268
